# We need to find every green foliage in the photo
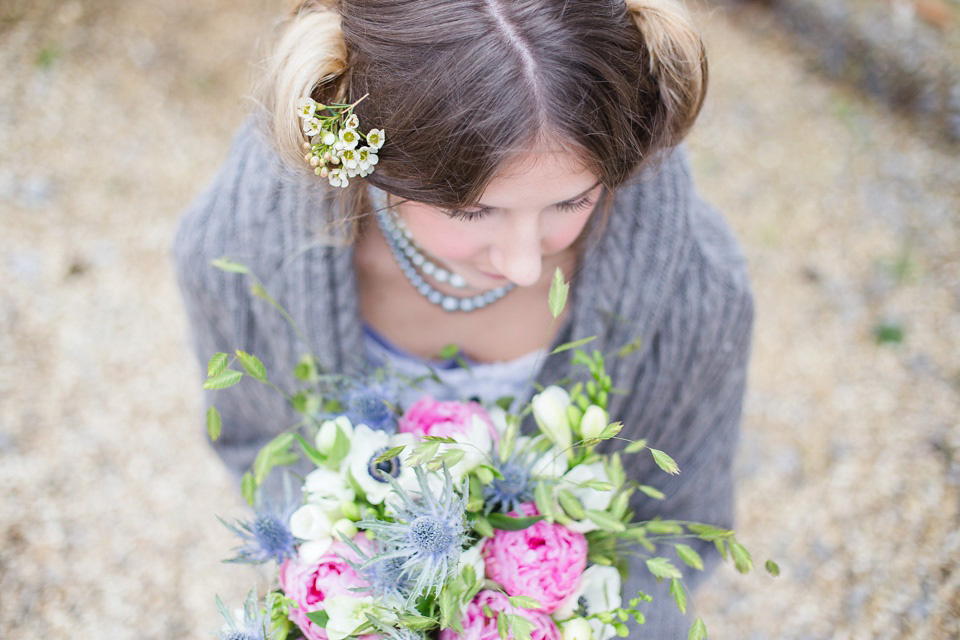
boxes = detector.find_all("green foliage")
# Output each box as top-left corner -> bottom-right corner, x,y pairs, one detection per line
675,544 -> 704,570
207,352 -> 228,377
624,439 -> 647,454
638,485 -> 665,500
236,350 -> 267,382
307,610 -> 329,627
211,257 -> 251,274
670,579 -> 687,614
645,557 -> 682,581
874,320 -> 905,345
487,513 -> 545,531
241,471 -> 255,506
534,481 -> 557,521
730,539 -> 753,574
650,448 -> 680,475
206,406 -> 222,441
585,510 -> 625,532
688,618 -> 707,640
507,595 -> 542,610
551,336 -> 597,355
558,490 -> 585,520
548,268 -> 570,319
203,369 -> 243,390
765,559 -> 781,577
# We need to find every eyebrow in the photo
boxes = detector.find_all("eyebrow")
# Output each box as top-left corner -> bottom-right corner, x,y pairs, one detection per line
469,180 -> 603,212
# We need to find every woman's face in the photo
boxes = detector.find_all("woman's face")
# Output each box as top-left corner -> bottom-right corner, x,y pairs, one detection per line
393,149 -> 602,290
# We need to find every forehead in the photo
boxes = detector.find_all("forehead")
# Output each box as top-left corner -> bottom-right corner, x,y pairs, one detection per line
474,147 -> 598,208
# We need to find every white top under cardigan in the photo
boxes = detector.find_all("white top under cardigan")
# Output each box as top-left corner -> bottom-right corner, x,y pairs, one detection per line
173,116 -> 754,638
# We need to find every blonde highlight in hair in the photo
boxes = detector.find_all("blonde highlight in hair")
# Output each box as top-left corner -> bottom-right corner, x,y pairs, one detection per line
263,1 -> 348,171
624,0 -> 707,146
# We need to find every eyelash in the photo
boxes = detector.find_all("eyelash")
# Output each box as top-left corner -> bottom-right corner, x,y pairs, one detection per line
445,196 -> 594,222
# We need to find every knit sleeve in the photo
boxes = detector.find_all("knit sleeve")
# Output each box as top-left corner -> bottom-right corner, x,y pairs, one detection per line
611,207 -> 754,637
171,120 -> 300,482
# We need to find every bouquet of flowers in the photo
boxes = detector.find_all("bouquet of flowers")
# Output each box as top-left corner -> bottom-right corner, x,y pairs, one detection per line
204,266 -> 771,640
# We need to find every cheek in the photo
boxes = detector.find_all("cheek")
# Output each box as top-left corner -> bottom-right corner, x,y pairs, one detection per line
403,213 -> 487,262
543,208 -> 595,254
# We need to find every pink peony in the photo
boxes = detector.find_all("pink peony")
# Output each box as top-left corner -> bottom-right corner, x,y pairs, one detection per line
278,538 -> 370,640
483,503 -> 588,613
438,590 -> 561,640
399,397 -> 499,443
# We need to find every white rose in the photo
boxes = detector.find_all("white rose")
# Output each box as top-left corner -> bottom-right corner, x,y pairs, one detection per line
303,467 -> 354,514
556,566 -> 622,640
324,595 -> 374,640
532,386 -> 572,451
562,462 -> 614,533
289,503 -> 332,541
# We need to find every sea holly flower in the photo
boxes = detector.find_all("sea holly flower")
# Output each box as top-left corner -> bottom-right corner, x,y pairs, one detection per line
343,113 -> 360,130
361,466 -> 467,604
297,97 -> 317,119
342,537 -> 414,606
483,448 -> 536,514
303,117 -> 322,137
483,503 -> 587,613
438,590 -> 561,640
221,479 -> 297,565
216,589 -> 276,640
531,386 -> 572,451
554,566 -> 622,640
366,128 -> 385,150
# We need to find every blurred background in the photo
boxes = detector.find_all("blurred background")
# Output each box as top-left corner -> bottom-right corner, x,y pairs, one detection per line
1,0 -> 958,637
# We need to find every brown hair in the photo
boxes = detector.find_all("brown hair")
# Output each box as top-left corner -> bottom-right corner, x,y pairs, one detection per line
261,0 -> 707,229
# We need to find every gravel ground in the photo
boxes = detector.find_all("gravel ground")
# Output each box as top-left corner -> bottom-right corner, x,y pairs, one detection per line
2,1 -> 958,638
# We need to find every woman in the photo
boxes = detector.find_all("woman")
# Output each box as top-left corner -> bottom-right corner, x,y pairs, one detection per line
174,0 -> 753,636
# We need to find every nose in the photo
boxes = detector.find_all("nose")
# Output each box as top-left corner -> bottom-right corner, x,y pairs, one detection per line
489,216 -> 543,287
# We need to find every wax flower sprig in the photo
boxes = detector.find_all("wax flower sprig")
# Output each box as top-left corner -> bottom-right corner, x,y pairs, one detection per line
296,94 -> 385,189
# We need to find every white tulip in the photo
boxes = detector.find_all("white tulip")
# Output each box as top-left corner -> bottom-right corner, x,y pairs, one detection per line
532,386 -> 572,451
562,618 -> 594,640
579,405 -> 608,440
315,416 -> 354,456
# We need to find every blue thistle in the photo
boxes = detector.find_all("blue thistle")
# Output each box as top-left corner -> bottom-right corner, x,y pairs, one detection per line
345,381 -> 398,433
484,449 -> 537,514
216,589 -> 275,640
360,467 -> 467,604
341,539 -> 414,605
220,478 -> 297,565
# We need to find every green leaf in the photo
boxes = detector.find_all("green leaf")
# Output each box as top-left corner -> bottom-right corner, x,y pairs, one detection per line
599,422 -> 623,439
670,579 -> 687,614
438,343 -> 460,359
534,482 -> 555,520
730,540 -> 753,574
645,557 -> 682,581
487,513 -> 546,531
578,480 -> 615,491
374,445 -> 407,464
329,424 -> 351,465
293,355 -> 317,381
207,352 -> 228,377
497,612 -> 509,640
235,350 -> 267,382
474,514 -> 495,538
617,336 -> 644,358
206,406 -> 222,441
675,544 -> 704,570
307,610 -> 329,627
507,614 -> 535,640
507,596 -> 542,610
765,559 -> 781,577
439,585 -> 460,628
688,617 -> 707,640
624,439 -> 647,454
606,453 -> 626,488
548,267 -> 569,319
241,472 -> 255,506
558,490 -> 585,520
650,448 -> 680,475
688,523 -> 734,541
585,509 -> 626,532
211,257 -> 251,274
399,613 -> 438,631
646,520 -> 684,535
550,336 -> 597,355
638,484 -> 665,500
407,442 -> 441,467
714,539 -> 728,561
422,435 -> 458,444
874,320 -> 904,345
294,433 -> 326,467
203,369 -> 243,390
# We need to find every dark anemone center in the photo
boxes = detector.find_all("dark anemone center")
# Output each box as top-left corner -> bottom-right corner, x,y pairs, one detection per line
409,515 -> 455,554
368,448 -> 402,483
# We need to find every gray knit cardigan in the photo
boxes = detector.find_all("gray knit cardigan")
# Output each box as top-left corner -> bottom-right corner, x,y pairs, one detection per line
173,118 -> 754,638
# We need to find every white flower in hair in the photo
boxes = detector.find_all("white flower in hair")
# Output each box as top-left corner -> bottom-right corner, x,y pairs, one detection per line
321,131 -> 336,146
296,97 -> 317,119
366,128 -> 385,150
338,127 -> 360,150
328,166 -> 350,189
340,148 -> 359,170
303,117 -> 321,137
343,113 -> 360,130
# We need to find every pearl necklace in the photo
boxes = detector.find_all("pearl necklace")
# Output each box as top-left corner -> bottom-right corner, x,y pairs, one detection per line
370,188 -> 515,312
